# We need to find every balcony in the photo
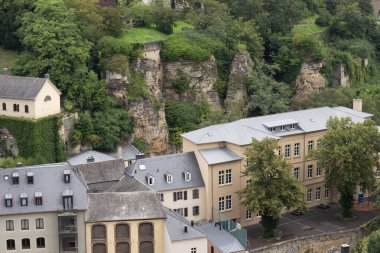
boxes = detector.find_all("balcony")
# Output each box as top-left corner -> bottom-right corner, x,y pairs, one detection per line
58,215 -> 77,235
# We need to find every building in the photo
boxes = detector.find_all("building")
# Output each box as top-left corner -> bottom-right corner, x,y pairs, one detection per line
181,103 -> 374,226
109,144 -> 143,166
114,152 -> 206,221
0,163 -> 88,253
85,192 -> 166,253
74,159 -> 125,193
0,74 -> 61,119
68,150 -> 116,166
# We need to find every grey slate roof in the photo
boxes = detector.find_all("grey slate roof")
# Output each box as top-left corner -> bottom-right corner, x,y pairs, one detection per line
0,75 -> 61,100
86,192 -> 166,222
125,152 -> 204,192
199,148 -> 242,165
198,223 -> 246,253
74,159 -> 125,192
109,144 -> 142,161
164,208 -> 206,242
0,163 -> 88,216
68,150 -> 116,165
108,175 -> 151,192
182,106 -> 374,146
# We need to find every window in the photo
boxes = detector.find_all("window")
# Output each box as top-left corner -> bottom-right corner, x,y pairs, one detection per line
219,197 -> 225,211
193,206 -> 199,216
307,165 -> 313,178
62,237 -> 77,252
37,237 -> 45,248
63,196 -> 73,210
116,242 -> 130,253
290,124 -> 296,129
226,169 -> 232,184
280,125 -> 285,131
44,95 -> 51,102
218,170 -> 225,185
226,195 -> 232,210
184,172 -> 191,181
36,218 -> 44,229
192,189 -> 199,199
246,210 -> 252,220
316,166 -> 321,176
174,208 -> 184,216
269,127 -> 275,132
13,104 -> 19,112
24,105 -> 29,113
285,144 -> 290,158
159,194 -> 164,202
166,174 -> 173,183
27,172 -> 33,184
35,192 -> 43,205
139,241 -> 153,253
278,146 -> 282,156
21,219 -> 29,230
308,140 -> 314,150
20,193 -> 28,206
184,207 -> 188,217
2,103 -> 6,111
6,239 -> 15,250
115,224 -> 130,240
307,189 -> 312,202
12,172 -> 19,184
139,223 -> 154,240
93,244 -> 106,253
173,191 -> 183,201
64,170 -> 71,183
294,168 -> 299,180
5,194 -> 13,207
325,186 -> 330,198
147,176 -> 154,185
191,248 -> 197,253
6,220 -> 14,231
294,143 -> 300,157
316,187 -> 321,200
92,225 -> 106,241
22,238 -> 30,249
317,139 -> 321,147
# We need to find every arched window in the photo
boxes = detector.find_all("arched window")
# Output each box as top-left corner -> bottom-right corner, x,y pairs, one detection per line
115,224 -> 130,240
139,241 -> 153,253
44,95 -> 51,102
93,243 -> 107,253
13,104 -> 19,112
22,238 -> 30,249
92,224 -> 106,241
139,223 -> 153,239
36,237 -> 45,248
116,242 -> 130,253
2,103 -> 6,111
25,105 -> 29,113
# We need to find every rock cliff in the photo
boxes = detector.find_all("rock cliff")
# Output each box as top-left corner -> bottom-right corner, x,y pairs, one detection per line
163,55 -> 220,107
292,62 -> 326,108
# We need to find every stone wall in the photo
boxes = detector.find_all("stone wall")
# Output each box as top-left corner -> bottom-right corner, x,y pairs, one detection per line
250,228 -> 363,253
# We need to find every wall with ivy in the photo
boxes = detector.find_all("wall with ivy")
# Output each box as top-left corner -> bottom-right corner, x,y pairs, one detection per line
0,116 -> 66,163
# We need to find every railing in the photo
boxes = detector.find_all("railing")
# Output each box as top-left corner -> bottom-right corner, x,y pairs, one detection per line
59,225 -> 77,234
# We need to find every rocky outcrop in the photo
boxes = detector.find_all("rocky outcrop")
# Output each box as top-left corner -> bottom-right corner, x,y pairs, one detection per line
106,71 -> 129,103
332,64 -> 350,88
225,51 -> 254,112
292,62 -> 326,108
163,55 -> 220,107
60,112 -> 79,156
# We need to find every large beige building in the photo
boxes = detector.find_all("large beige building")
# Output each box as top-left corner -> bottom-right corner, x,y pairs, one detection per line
0,163 -> 88,253
182,103 -> 374,227
0,74 -> 61,119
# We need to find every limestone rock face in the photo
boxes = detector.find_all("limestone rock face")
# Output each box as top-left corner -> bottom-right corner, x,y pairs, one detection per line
292,62 -> 326,108
163,55 -> 220,107
106,71 -> 129,103
225,51 -> 254,112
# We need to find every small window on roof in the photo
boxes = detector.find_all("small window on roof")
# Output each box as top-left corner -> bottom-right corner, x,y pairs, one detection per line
27,172 -> 33,184
184,172 -> 191,182
139,164 -> 146,170
147,176 -> 154,185
290,124 -> 296,129
44,95 -> 51,102
64,170 -> 71,183
166,174 -> 173,184
280,125 -> 285,131
12,172 -> 19,185
269,127 -> 275,132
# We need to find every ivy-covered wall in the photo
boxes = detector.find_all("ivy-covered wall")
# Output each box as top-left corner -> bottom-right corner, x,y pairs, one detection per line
0,116 -> 66,163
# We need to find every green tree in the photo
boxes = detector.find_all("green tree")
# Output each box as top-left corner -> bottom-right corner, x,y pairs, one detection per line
12,0 -> 91,92
239,138 -> 305,238
153,7 -> 178,34
313,117 -> 380,218
299,88 -> 353,110
367,230 -> 380,253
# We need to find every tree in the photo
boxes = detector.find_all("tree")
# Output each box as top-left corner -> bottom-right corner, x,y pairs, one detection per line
239,138 -> 305,238
313,117 -> 380,218
367,230 -> 380,253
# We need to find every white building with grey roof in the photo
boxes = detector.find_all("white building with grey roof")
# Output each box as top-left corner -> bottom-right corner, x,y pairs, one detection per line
113,152 -> 206,221
0,74 -> 61,119
0,162 -> 88,253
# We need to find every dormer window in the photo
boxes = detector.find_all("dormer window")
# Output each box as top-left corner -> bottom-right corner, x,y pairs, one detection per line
280,125 -> 285,131
139,164 -> 146,170
62,190 -> 73,210
27,172 -> 33,184
12,172 -> 19,184
5,194 -> 13,207
147,175 -> 154,185
290,124 -> 296,129
63,170 -> 71,183
20,193 -> 28,206
165,173 -> 173,184
35,192 -> 43,206
269,127 -> 275,132
184,172 -> 191,182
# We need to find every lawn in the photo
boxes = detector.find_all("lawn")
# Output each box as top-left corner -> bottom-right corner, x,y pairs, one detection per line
0,47 -> 18,73
121,28 -> 168,44
173,21 -> 194,34
292,15 -> 325,36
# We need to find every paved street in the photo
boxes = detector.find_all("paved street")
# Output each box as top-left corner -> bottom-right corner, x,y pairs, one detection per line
245,202 -> 379,250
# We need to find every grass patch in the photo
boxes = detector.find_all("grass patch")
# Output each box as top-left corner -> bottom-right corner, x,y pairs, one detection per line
0,47 -> 18,73
237,43 -> 247,50
173,21 -> 194,34
121,27 -> 168,44
292,15 -> 325,36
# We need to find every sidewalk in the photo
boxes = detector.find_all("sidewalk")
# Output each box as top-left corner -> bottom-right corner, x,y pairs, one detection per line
245,203 -> 379,250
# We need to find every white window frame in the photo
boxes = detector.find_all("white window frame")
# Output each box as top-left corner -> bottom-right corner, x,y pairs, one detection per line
290,124 -> 296,129
308,140 -> 314,150
316,166 -> 321,176
219,170 -> 225,185
219,197 -> 225,211
225,169 -> 232,184
191,248 -> 197,253
307,165 -> 313,178
294,168 -> 299,180
280,125 -> 285,131
316,187 -> 321,200
307,189 -> 312,202
226,195 -> 232,210
148,176 -> 154,185
325,186 -> 330,198
285,145 -> 290,158
166,174 -> 173,184
246,210 -> 252,220
278,146 -> 282,156
185,172 -> 191,181
6,220 -> 14,231
294,143 -> 300,157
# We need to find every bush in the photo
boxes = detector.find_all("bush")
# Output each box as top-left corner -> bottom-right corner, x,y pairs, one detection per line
132,138 -> 148,153
172,73 -> 190,94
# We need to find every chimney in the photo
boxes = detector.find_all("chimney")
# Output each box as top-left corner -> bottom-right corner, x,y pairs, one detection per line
353,99 -> 362,112
87,156 -> 95,163
191,220 -> 194,227
117,146 -> 123,159
184,225 -> 188,233
16,162 -> 23,167
341,244 -> 350,253
2,68 -> 8,75
44,73 -> 50,79
136,153 -> 145,160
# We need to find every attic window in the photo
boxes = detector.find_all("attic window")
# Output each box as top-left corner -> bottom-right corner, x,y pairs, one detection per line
20,193 -> 28,206
269,127 -> 275,132
139,164 -> 146,170
184,172 -> 191,182
290,124 -> 296,129
35,192 -> 43,206
5,194 -> 13,207
44,95 -> 51,102
27,172 -> 33,184
280,125 -> 285,131
165,173 -> 173,184
147,176 -> 154,185
12,172 -> 19,185
63,170 -> 71,183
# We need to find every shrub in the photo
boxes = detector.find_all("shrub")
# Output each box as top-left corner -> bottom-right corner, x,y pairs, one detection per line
132,138 -> 148,153
172,73 -> 190,94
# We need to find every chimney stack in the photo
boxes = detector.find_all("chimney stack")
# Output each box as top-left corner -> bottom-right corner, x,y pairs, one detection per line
341,244 -> 350,253
44,73 -> 50,79
353,99 -> 362,112
184,225 -> 188,233
87,156 -> 95,163
136,153 -> 145,160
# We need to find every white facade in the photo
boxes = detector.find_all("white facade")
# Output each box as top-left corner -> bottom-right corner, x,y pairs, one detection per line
164,230 -> 208,253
